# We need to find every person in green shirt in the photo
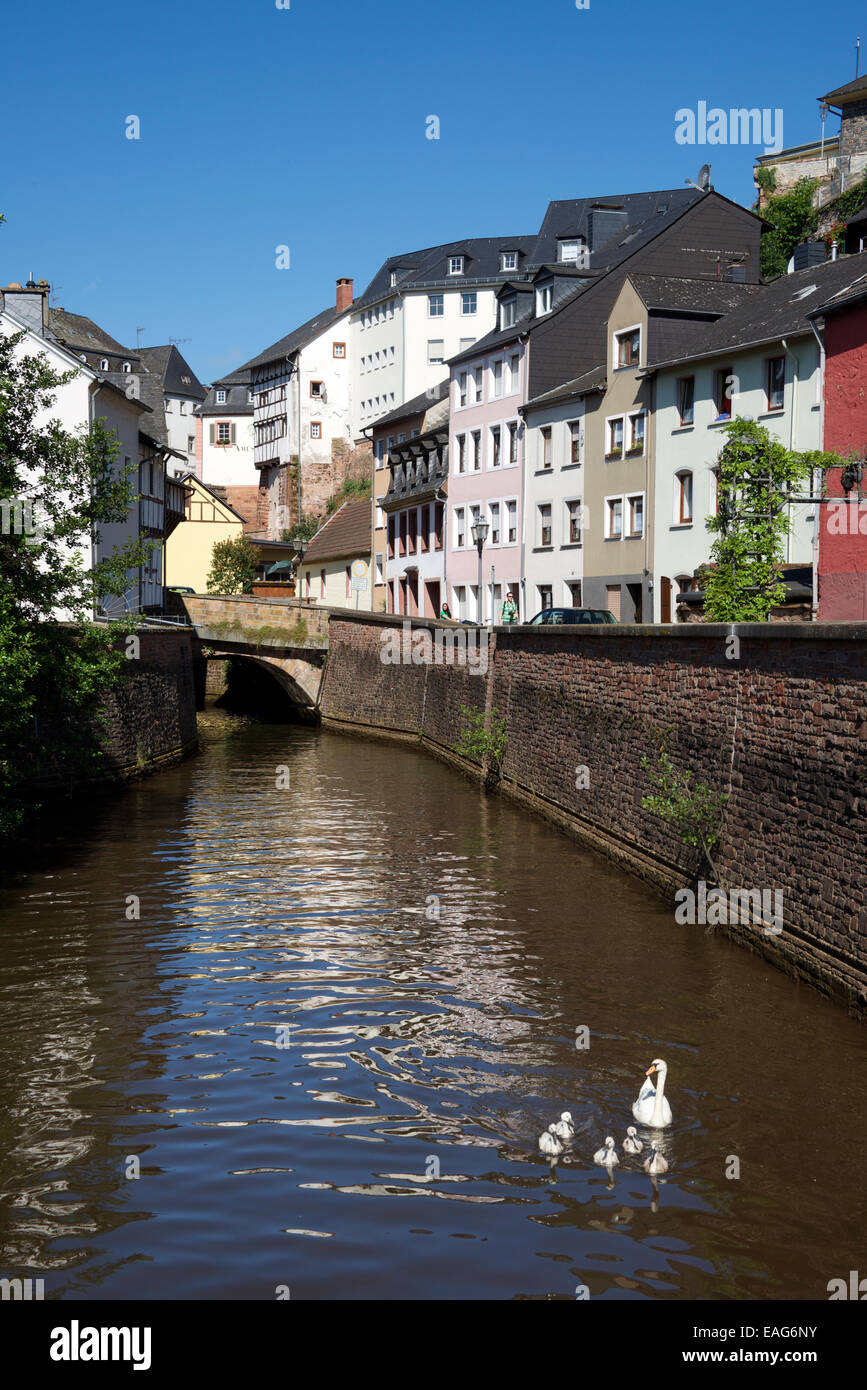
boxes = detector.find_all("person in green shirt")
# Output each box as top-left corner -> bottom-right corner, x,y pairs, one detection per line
439,599 -> 452,620
501,591 -> 518,624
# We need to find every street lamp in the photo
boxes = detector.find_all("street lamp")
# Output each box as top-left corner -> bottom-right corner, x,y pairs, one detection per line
471,518 -> 489,624
291,535 -> 308,596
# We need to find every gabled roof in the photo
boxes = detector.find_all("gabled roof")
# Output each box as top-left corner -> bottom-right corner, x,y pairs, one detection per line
627,274 -> 760,315
352,236 -> 538,312
821,74 -> 867,105
237,301 -> 351,372
177,473 -> 248,523
303,497 -> 371,563
521,364 -> 607,413
647,255 -> 867,371
137,344 -> 207,400
527,188 -> 702,268
370,378 -> 449,430
199,371 -> 254,417
48,307 -> 133,359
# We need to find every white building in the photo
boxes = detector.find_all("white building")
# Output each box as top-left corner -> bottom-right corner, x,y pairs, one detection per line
296,497 -> 373,609
520,375 -> 594,615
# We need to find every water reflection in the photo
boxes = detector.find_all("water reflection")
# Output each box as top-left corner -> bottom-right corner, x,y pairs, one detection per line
0,710 -> 865,1300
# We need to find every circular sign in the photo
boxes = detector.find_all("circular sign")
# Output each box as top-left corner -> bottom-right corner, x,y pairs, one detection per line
351,559 -> 369,579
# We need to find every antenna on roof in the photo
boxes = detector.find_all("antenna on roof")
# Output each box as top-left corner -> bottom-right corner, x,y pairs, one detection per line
136,327 -> 146,348
169,337 -> 191,346
685,164 -> 712,193
857,35 -> 861,78
49,284 -> 63,307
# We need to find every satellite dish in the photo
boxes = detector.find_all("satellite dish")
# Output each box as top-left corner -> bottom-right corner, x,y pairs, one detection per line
685,164 -> 712,193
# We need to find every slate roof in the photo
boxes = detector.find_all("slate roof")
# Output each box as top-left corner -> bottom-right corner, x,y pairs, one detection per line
628,274 -> 760,315
521,364 -> 607,413
303,497 -> 371,563
821,74 -> 867,105
199,368 -> 254,417
237,302 -> 350,372
352,237 -> 538,312
809,273 -> 867,317
137,344 -> 207,401
647,255 -> 867,371
48,308 -> 133,360
370,378 -> 449,430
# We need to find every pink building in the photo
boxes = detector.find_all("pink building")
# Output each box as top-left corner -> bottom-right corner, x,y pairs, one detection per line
446,338 -> 526,622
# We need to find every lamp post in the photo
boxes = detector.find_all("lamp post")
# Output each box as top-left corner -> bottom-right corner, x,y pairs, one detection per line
471,518 -> 489,624
292,535 -> 308,599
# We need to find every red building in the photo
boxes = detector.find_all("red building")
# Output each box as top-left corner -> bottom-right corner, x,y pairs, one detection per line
812,281 -> 867,618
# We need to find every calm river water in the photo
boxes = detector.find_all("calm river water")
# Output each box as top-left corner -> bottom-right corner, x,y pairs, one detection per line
0,709 -> 864,1300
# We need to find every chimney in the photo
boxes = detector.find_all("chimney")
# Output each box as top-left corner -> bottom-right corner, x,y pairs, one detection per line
336,277 -> 353,313
0,278 -> 51,336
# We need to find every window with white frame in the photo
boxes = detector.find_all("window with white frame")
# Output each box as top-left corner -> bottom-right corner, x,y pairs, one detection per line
472,365 -> 484,403
428,293 -> 444,317
449,256 -> 464,275
500,298 -> 517,329
500,251 -> 518,272
456,434 -> 466,472
766,355 -> 785,410
489,500 -> 501,544
615,326 -> 641,368
606,416 -> 624,459
628,412 -> 645,453
677,375 -> 695,425
605,496 -> 623,538
216,388 -> 227,403
507,351 -> 520,394
627,493 -> 644,536
457,370 -> 468,407
569,420 -> 582,464
217,422 -> 231,443
471,430 -> 481,471
490,425 -> 501,467
567,498 -> 583,543
461,292 -> 477,315
455,584 -> 468,620
506,498 -> 517,543
536,284 -> 553,315
541,426 -> 553,470
375,439 -> 385,469
428,340 -> 444,364
675,470 -> 693,524
557,238 -> 579,263
455,506 -> 466,548
165,397 -> 172,412
492,360 -> 503,399
508,420 -> 519,464
460,337 -> 476,351
538,502 -> 552,547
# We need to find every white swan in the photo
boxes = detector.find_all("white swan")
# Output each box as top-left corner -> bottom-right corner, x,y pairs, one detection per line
632,1058 -> 673,1128
553,1111 -> 574,1141
593,1136 -> 619,1167
539,1124 -> 564,1157
644,1146 -> 669,1175
623,1125 -> 643,1154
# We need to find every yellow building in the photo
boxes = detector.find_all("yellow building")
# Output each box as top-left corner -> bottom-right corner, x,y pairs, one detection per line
165,474 -> 245,592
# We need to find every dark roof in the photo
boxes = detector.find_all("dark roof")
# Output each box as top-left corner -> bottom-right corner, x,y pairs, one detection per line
352,237 -> 538,312
48,307 -> 133,359
527,188 -> 701,267
303,497 -> 371,563
647,255 -> 867,371
821,74 -> 867,105
809,273 -> 867,317
628,274 -> 760,315
199,376 -> 254,417
238,301 -> 351,372
521,364 -> 607,412
370,378 -> 449,430
137,344 -> 207,401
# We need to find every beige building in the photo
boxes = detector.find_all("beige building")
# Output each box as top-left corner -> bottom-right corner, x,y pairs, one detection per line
296,497 -> 373,609
166,475 -> 245,592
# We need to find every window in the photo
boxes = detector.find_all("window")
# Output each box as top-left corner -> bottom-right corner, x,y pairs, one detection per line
606,417 -> 624,459
714,366 -> 734,419
457,370 -> 468,407
387,435 -> 395,451
766,356 -> 785,411
628,412 -> 645,453
188,435 -> 195,453
408,509 -> 418,554
541,426 -> 553,470
628,494 -> 644,536
399,512 -> 408,555
500,298 -> 517,329
539,585 -> 553,609
538,503 -> 552,547
434,502 -> 444,549
122,361 -> 132,373
492,360 -> 503,398
398,433 -> 406,444
420,504 -> 429,552
677,375 -> 695,426
606,496 -> 623,538
99,357 -> 109,370
567,498 -> 583,543
473,365 -> 484,403
471,430 -> 481,471
310,381 -> 323,398
390,271 -> 397,287
459,337 -> 476,351
569,421 -> 582,464
428,340 -> 444,364
508,421 -> 519,464
448,256 -> 464,275
461,292 -> 477,315
165,398 -> 173,413
456,433 -> 466,472
320,568 -> 326,599
180,401 -> 187,415
676,470 -> 693,524
387,516 -> 395,558
500,251 -> 518,272
455,506 -> 466,548
489,501 -> 501,545
558,238 -> 579,263
568,581 -> 582,607
217,422 -> 231,443
216,389 -> 227,403
615,327 -> 641,367
310,421 -> 322,439
507,352 -> 520,394
491,425 -> 501,468
333,342 -> 345,358
506,498 -> 517,543
375,439 -> 385,469
428,293 -> 444,317
536,285 -> 553,315
455,584 -> 468,621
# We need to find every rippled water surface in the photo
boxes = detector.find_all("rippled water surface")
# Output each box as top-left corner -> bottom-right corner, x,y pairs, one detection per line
1,710 -> 865,1300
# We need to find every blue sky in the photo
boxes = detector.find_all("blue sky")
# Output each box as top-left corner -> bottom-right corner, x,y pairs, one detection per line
1,0 -> 863,383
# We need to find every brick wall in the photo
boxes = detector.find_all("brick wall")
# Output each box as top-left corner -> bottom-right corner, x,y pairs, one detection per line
320,613 -> 867,1012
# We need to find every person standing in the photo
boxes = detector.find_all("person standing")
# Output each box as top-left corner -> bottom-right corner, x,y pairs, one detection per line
501,590 -> 518,624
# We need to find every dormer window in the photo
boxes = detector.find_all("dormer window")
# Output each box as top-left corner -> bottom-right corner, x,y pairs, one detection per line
500,297 -> 517,330
536,285 -> 553,316
448,256 -> 465,275
558,238 -> 580,263
122,361 -> 132,373
615,327 -> 641,368
500,251 -> 518,272
181,374 -> 191,384
99,358 -> 109,371
216,389 -> 227,403
389,270 -> 397,287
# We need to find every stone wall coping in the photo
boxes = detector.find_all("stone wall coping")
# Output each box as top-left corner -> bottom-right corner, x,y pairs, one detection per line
325,610 -> 867,642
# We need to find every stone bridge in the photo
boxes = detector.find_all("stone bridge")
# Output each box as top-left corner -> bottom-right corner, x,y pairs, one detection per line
175,594 -> 333,714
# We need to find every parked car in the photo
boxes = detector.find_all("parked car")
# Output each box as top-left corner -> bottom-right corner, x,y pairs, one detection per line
527,606 -> 618,625
168,585 -> 195,594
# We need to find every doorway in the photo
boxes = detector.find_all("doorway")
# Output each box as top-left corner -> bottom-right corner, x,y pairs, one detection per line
425,579 -> 440,618
606,584 -> 621,620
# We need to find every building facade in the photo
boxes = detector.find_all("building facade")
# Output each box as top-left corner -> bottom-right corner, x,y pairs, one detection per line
382,425 -> 448,618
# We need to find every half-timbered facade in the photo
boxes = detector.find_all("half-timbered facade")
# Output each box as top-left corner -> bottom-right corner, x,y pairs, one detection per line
382,425 -> 448,619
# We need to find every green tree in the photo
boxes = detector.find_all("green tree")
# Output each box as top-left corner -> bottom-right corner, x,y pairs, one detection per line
641,745 -> 728,881
206,533 -> 260,593
759,177 -> 819,279
0,327 -> 150,835
326,474 -> 371,516
702,418 -> 836,621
